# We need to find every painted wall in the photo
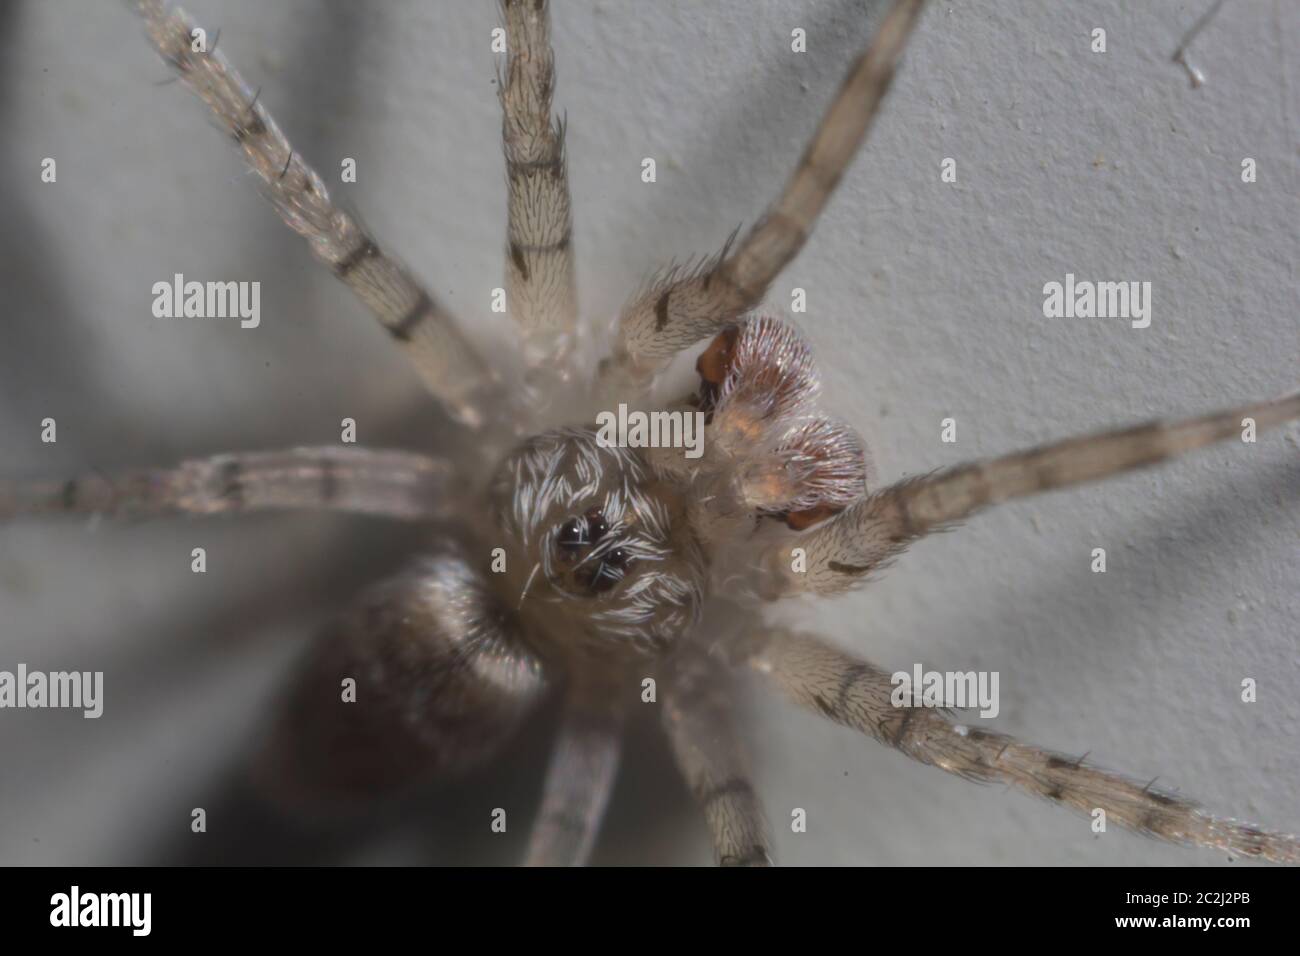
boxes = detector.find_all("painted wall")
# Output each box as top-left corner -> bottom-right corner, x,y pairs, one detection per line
1,0 -> 1295,865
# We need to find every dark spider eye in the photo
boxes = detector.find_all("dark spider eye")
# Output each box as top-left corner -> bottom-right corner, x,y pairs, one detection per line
552,508 -> 632,595
587,564 -> 619,593
585,547 -> 632,594
557,516 -> 587,562
584,507 -> 609,541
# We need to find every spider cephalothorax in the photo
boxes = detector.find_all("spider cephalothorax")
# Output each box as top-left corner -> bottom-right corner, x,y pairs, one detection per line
492,427 -> 705,657
491,313 -> 872,660
5,0 -> 1298,867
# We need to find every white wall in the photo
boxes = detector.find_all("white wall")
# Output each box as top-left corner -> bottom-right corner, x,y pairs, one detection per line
0,0 -> 1295,865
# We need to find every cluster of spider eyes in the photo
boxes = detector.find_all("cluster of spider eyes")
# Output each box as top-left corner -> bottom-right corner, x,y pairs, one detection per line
555,508 -> 632,595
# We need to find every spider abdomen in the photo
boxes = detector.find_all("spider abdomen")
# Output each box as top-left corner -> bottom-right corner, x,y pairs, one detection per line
251,550 -> 545,818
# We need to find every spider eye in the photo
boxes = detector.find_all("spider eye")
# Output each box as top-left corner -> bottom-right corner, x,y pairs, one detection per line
578,545 -> 633,595
584,507 -> 610,541
557,516 -> 588,561
557,509 -> 608,561
551,510 -> 634,595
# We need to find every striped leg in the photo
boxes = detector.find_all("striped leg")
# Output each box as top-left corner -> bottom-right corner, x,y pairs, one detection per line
135,1 -> 501,427
598,0 -> 926,393
740,627 -> 1300,862
662,647 -> 773,866
0,447 -> 452,522
501,0 -> 578,379
523,671 -> 625,866
763,391 -> 1300,598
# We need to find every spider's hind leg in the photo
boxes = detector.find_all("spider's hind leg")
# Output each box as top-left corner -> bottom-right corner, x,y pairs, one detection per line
734,627 -> 1300,863
662,645 -> 773,866
522,668 -> 626,866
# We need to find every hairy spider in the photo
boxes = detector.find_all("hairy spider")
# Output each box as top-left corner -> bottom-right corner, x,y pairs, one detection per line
2,0 -> 1297,865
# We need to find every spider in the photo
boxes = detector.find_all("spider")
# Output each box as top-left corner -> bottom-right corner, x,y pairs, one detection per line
2,0 -> 1297,865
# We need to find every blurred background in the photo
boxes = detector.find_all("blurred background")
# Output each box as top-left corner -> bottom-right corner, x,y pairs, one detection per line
0,0 -> 1296,865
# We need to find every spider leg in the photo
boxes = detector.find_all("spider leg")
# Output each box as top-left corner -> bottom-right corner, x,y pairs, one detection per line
662,647 -> 773,866
735,627 -> 1300,863
598,0 -> 926,393
523,670 -> 625,866
766,390 -> 1300,597
133,1 -> 502,428
501,0 -> 578,382
0,446 -> 452,521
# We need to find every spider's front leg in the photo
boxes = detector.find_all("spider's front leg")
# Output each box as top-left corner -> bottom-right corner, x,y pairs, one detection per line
500,0 -> 578,384
0,446 -> 453,522
254,547 -> 547,817
730,627 -> 1300,863
765,391 -> 1300,597
598,0 -> 927,395
134,0 -> 503,428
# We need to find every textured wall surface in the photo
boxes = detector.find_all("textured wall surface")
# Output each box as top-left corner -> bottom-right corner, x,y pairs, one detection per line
1,0 -> 1296,865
